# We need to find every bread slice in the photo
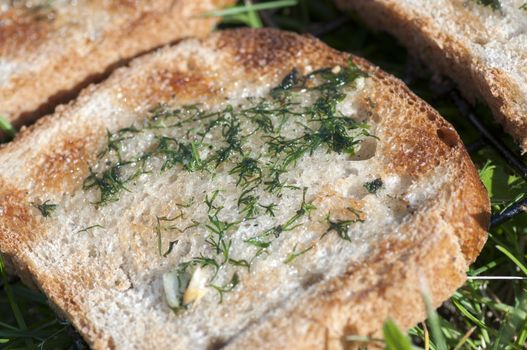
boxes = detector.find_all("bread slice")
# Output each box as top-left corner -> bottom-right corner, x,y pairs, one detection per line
336,0 -> 527,151
0,0 -> 233,129
0,28 -> 489,349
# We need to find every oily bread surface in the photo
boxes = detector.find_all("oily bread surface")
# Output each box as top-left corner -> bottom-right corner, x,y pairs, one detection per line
0,29 -> 489,349
0,0 -> 233,128
337,0 -> 527,151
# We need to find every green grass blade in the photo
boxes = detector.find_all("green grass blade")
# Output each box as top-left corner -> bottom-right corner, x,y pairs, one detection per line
422,290 -> 448,350
244,0 -> 263,28
452,326 -> 476,350
10,284 -> 48,304
383,319 -> 413,350
470,257 -> 505,275
0,321 -> 18,331
495,245 -> 527,276
0,116 -> 15,141
0,254 -> 33,348
451,299 -> 488,330
204,0 -> 297,17
493,293 -> 527,350
515,317 -> 527,348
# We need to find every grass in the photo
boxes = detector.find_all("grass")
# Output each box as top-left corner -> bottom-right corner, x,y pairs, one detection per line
1,0 -> 526,348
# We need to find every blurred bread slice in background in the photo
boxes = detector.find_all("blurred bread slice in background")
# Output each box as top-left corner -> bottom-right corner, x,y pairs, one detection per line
0,0 -> 233,129
337,0 -> 527,151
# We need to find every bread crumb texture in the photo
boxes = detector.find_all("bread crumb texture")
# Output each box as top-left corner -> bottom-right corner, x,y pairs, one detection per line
0,29 -> 489,349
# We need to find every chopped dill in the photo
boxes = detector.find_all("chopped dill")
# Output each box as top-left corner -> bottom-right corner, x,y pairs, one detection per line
83,156 -> 149,206
31,200 -> 58,218
209,113 -> 245,167
163,240 -> 179,258
230,157 -> 262,188
176,198 -> 195,208
84,60 -> 371,208
270,68 -> 299,99
191,255 -> 220,278
263,164 -> 288,194
155,137 -> 205,172
237,188 -> 260,218
211,272 -> 240,303
244,237 -> 272,249
364,178 -> 383,194
323,217 -> 354,241
76,224 -> 104,234
205,190 -> 221,213
203,193 -> 239,263
284,244 -> 314,264
475,0 -> 501,9
322,208 -> 364,241
227,258 -> 251,270
205,212 -> 239,262
98,129 -> 135,161
181,220 -> 200,232
244,188 -> 315,248
155,215 -> 184,257
259,202 -> 277,217
84,61 -> 375,309
296,187 -> 317,218
242,101 -> 277,133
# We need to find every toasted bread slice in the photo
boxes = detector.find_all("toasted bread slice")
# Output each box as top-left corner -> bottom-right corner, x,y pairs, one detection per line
0,0 -> 233,128
337,0 -> 527,152
0,28 -> 489,349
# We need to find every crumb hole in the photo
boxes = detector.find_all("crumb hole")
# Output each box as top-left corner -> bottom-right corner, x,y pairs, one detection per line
207,338 -> 227,350
88,246 -> 97,258
301,273 -> 324,288
427,112 -> 437,122
436,127 -> 458,148
344,167 -> 358,177
349,137 -> 377,161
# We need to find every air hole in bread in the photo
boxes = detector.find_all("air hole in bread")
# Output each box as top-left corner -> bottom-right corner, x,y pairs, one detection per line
348,137 -> 377,161
436,127 -> 458,148
343,167 -> 358,177
207,337 -> 227,350
178,240 -> 192,256
301,272 -> 324,288
427,112 -> 437,122
88,246 -> 97,258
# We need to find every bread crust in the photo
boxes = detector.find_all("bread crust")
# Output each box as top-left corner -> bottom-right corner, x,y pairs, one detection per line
0,0 -> 233,129
336,0 -> 527,152
0,28 -> 489,349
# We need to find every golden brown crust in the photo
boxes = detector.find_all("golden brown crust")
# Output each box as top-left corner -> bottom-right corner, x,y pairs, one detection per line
30,136 -> 97,193
119,69 -> 218,108
336,0 -> 527,152
0,180 -> 39,255
0,28 -> 489,348
0,15 -> 50,54
217,29 -> 349,80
